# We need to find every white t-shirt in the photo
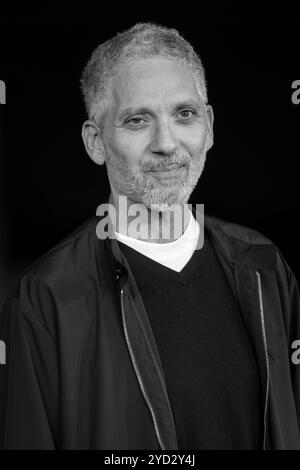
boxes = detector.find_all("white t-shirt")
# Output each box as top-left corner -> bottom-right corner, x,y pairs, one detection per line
114,210 -> 199,272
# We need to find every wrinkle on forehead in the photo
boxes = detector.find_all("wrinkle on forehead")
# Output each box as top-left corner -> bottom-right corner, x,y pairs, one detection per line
110,57 -> 204,118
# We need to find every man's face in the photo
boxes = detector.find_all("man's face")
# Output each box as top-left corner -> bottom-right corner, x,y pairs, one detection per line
102,56 -> 213,209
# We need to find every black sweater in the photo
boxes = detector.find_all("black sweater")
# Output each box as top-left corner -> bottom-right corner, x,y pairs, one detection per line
120,231 -> 263,449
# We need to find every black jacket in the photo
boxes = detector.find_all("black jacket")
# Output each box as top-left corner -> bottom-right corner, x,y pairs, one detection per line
0,210 -> 299,449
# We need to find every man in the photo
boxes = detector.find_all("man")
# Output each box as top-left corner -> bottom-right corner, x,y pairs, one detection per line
0,23 -> 299,450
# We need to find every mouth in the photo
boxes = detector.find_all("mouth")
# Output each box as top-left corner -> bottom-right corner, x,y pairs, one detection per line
148,164 -> 185,174
146,164 -> 186,186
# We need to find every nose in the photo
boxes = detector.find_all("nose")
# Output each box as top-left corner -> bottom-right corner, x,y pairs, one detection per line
150,119 -> 179,155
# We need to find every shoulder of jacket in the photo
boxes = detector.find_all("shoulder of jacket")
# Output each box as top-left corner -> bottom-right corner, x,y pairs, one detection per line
205,214 -> 275,246
6,216 -> 100,338
12,216 -> 99,302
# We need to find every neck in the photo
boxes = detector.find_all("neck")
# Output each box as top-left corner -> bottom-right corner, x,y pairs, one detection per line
109,192 -> 191,244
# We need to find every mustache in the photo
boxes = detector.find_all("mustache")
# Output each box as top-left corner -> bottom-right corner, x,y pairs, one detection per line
141,155 -> 190,172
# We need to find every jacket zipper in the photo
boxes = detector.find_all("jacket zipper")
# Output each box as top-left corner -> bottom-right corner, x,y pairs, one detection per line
120,272 -> 269,450
256,270 -> 270,450
120,288 -> 165,450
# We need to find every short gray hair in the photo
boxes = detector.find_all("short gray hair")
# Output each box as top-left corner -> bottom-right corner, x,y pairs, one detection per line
80,23 -> 208,125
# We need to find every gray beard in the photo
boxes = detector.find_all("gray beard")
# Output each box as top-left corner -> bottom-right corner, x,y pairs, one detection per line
105,145 -> 207,211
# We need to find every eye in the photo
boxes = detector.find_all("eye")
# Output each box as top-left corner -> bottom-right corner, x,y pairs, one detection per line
125,116 -> 146,127
177,109 -> 196,120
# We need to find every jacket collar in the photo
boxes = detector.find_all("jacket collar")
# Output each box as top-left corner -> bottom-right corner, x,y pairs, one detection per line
99,197 -> 277,273
200,211 -> 277,270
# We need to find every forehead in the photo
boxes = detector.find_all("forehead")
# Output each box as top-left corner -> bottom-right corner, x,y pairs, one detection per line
110,57 -> 202,112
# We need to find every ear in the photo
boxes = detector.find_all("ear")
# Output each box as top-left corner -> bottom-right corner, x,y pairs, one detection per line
81,120 -> 106,165
204,104 -> 214,151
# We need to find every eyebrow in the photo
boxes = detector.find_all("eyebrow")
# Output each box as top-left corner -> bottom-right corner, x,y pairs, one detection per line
117,100 -> 203,121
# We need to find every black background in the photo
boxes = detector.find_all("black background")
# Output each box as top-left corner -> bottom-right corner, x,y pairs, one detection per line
0,4 -> 300,306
